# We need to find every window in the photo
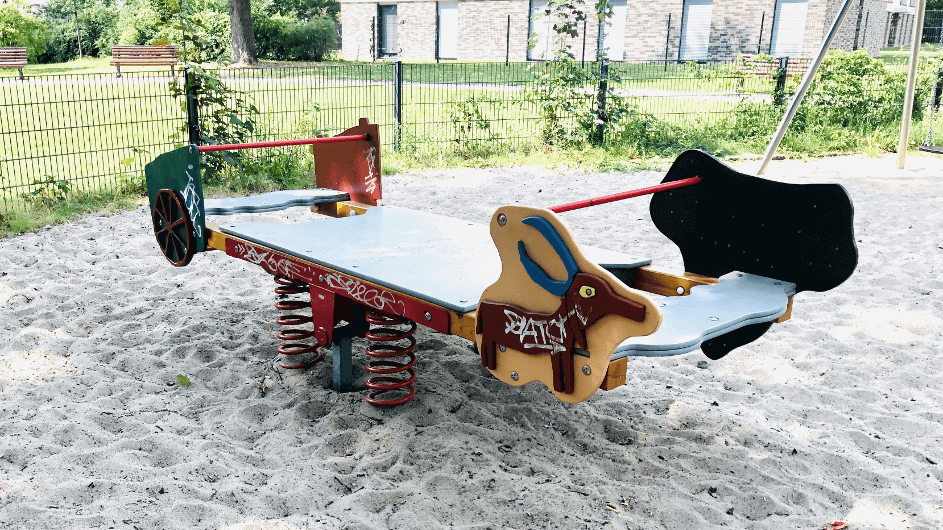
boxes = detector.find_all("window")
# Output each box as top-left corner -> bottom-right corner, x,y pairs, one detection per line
378,5 -> 398,57
438,2 -> 458,59
770,0 -> 808,57
528,0 -> 552,60
680,0 -> 712,61
601,0 -> 627,61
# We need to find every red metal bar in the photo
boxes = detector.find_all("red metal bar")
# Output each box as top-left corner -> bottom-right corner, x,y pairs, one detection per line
547,176 -> 702,213
198,134 -> 369,152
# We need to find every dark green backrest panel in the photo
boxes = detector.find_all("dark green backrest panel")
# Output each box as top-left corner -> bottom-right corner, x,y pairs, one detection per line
145,145 -> 206,252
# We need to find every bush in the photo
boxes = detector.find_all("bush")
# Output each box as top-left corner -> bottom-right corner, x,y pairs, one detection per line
0,0 -> 47,61
254,14 -> 335,61
37,0 -> 120,62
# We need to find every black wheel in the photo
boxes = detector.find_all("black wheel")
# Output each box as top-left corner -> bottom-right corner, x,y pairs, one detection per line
152,189 -> 196,267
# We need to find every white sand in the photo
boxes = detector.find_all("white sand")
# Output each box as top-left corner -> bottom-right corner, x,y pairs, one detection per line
1,153 -> 941,529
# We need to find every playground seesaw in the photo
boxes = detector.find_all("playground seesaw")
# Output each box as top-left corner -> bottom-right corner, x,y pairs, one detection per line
145,118 -> 858,406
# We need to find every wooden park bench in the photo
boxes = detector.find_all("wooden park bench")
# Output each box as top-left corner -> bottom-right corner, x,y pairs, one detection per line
737,54 -> 811,79
0,48 -> 27,80
111,45 -> 179,78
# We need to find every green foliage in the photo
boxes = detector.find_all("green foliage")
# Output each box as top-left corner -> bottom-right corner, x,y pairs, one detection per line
254,15 -> 336,61
265,0 -> 339,19
115,0 -> 229,62
176,374 -> 191,387
0,0 -> 47,61
160,2 -> 259,181
525,58 -> 595,146
39,0 -> 120,62
22,175 -> 71,207
447,95 -> 499,151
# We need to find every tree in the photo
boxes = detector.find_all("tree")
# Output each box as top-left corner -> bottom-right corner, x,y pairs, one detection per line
0,0 -> 48,61
229,0 -> 256,64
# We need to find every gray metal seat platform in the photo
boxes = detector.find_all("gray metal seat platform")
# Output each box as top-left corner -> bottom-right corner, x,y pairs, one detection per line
205,189 -> 350,215
218,206 -> 651,315
613,272 -> 795,358
218,206 -> 795,358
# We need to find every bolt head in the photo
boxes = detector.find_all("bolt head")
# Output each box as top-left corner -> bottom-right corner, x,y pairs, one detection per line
499,344 -> 506,352
511,371 -> 519,381
424,311 -> 432,321
582,365 -> 591,375
497,213 -> 507,226
318,275 -> 324,282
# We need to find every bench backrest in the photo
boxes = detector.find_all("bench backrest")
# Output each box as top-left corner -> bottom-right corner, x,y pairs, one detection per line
738,54 -> 811,79
650,150 -> 857,293
0,47 -> 28,66
111,45 -> 179,60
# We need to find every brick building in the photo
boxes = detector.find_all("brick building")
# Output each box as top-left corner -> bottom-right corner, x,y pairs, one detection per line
339,0 -> 916,62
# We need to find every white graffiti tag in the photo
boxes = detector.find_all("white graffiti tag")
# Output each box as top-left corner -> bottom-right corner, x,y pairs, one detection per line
324,272 -> 405,315
234,244 -> 304,278
182,171 -> 203,238
364,147 -> 378,194
503,307 -> 587,354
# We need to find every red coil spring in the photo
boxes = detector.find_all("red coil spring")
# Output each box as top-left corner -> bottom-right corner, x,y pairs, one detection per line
364,311 -> 417,406
274,275 -> 323,369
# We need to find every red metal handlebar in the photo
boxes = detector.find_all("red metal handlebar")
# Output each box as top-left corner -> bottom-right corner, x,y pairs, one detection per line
197,134 -> 370,153
547,176 -> 702,213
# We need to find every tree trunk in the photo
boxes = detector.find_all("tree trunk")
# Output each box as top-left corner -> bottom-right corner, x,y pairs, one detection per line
230,0 -> 257,65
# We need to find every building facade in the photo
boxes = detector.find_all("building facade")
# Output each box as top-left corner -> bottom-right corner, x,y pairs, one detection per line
340,0 -> 914,63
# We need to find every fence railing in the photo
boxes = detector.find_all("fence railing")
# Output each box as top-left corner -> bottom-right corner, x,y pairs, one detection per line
1,59 -> 791,213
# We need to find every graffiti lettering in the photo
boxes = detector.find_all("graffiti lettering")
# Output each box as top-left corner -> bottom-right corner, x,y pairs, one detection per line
324,272 -> 404,315
503,307 -> 586,354
182,171 -> 203,238
364,147 -> 378,195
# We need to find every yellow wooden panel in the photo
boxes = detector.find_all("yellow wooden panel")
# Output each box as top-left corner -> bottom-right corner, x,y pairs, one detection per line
475,206 -> 662,404
599,357 -> 627,391
633,266 -> 718,297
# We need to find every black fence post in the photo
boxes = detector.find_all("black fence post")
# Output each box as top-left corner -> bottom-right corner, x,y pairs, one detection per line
507,15 -> 512,65
773,56 -> 789,107
594,58 -> 609,145
393,60 -> 403,151
664,13 -> 671,72
185,68 -> 201,146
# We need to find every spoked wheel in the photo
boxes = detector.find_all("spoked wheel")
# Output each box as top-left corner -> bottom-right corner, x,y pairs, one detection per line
152,189 -> 196,267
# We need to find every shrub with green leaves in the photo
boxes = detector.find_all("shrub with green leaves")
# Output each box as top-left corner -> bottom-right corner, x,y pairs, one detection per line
0,0 -> 47,61
254,15 -> 336,61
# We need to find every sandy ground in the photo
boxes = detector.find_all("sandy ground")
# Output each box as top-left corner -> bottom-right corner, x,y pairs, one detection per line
1,152 -> 941,530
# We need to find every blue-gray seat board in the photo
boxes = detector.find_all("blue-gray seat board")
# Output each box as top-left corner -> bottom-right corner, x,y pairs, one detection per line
219,206 -> 650,314
204,189 -> 350,215
613,272 -> 796,358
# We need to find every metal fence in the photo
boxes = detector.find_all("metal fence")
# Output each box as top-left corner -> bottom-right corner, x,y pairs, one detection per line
0,59 -> 785,213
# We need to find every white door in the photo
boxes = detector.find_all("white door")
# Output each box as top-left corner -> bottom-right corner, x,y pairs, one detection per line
680,0 -> 712,61
528,0 -> 552,60
602,0 -> 627,61
438,2 -> 458,59
770,0 -> 808,57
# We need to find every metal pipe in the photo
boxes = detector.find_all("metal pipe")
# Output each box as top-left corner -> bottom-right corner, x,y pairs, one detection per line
897,0 -> 928,169
198,134 -> 368,152
757,0 -> 857,175
548,177 -> 701,213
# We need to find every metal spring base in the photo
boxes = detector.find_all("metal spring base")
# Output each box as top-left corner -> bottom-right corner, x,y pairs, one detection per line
274,275 -> 323,369
364,311 -> 417,406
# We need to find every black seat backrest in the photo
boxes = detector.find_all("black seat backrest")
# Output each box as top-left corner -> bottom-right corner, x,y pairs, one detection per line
650,150 -> 857,293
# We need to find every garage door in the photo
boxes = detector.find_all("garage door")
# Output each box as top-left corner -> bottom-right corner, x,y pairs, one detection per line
438,2 -> 458,59
680,0 -> 712,61
770,0 -> 808,57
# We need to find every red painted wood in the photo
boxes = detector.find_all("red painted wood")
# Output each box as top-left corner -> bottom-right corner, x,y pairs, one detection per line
548,176 -> 702,213
199,134 -> 369,152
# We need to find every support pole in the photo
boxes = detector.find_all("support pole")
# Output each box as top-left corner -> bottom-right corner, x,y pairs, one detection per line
757,0 -> 857,175
897,0 -> 928,169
